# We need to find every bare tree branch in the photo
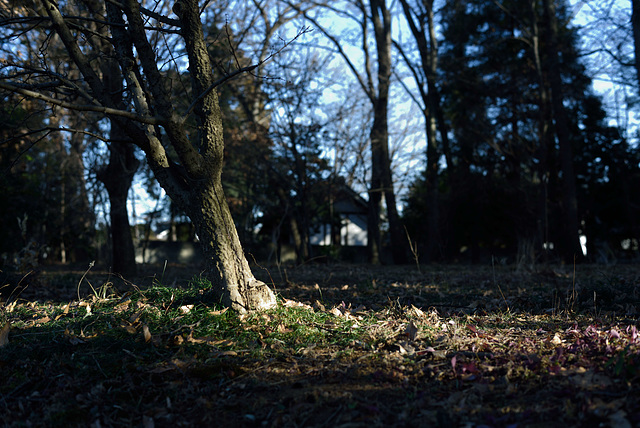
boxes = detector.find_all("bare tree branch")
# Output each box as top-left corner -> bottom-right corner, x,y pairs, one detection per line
183,26 -> 311,121
0,81 -> 162,124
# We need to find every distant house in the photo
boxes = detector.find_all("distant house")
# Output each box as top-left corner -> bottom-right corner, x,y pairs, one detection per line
310,186 -> 368,247
135,221 -> 202,265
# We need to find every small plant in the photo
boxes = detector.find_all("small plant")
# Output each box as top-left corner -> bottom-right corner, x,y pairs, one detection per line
404,226 -> 421,273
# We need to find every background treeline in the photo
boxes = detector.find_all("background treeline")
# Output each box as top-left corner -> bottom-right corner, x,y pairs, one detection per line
1,0 -> 638,272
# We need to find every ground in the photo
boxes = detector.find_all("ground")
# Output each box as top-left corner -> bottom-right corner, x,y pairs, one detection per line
0,262 -> 639,427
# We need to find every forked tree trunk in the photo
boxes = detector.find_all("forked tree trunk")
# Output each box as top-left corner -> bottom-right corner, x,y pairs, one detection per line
32,0 -> 277,312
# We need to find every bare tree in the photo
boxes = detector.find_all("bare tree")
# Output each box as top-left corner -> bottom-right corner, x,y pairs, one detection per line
0,0 -> 278,312
287,0 -> 408,263
395,0 -> 450,262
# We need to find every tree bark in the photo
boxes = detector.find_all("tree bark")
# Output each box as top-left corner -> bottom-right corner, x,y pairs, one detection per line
162,0 -> 276,311
188,179 -> 276,311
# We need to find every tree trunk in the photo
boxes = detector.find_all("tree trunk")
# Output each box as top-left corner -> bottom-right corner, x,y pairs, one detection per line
67,115 -> 94,262
542,0 -> 583,262
28,0 -> 277,312
399,0 -> 442,262
632,0 -> 640,93
370,0 -> 408,264
160,0 -> 276,311
188,179 -> 276,311
97,125 -> 139,277
530,0 -> 552,261
367,154 -> 383,265
424,88 -> 440,262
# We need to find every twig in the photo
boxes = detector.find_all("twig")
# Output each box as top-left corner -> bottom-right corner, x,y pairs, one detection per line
76,260 -> 95,302
183,26 -> 312,121
404,226 -> 420,273
249,254 -> 277,297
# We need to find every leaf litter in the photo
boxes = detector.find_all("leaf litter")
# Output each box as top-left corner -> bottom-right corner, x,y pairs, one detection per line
0,263 -> 639,427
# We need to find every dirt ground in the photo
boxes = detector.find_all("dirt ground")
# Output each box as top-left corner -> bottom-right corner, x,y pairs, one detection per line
1,262 -> 639,427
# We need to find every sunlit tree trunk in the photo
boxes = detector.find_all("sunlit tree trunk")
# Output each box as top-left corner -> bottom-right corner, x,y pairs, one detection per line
5,0 -> 278,311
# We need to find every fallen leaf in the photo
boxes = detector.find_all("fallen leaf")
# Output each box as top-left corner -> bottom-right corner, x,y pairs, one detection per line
4,301 -> 17,313
142,324 -> 151,343
121,322 -> 138,334
405,321 -> 418,341
608,410 -> 632,428
277,324 -> 292,333
64,328 -> 86,345
149,366 -> 174,374
330,307 -> 342,317
410,305 -> 426,318
283,299 -> 311,309
209,307 -> 228,316
0,322 -> 10,347
313,300 -> 326,312
129,310 -> 143,323
35,316 -> 51,324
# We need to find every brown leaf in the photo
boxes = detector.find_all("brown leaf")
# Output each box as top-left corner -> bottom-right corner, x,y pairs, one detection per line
0,322 -> 10,347
4,301 -> 17,313
410,305 -> 426,318
142,324 -> 151,343
313,300 -> 326,312
283,299 -> 312,309
405,321 -> 418,341
64,328 -> 85,345
277,324 -> 292,333
129,310 -> 143,324
149,366 -> 174,374
209,307 -> 228,316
